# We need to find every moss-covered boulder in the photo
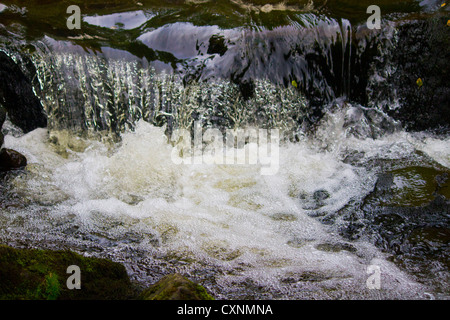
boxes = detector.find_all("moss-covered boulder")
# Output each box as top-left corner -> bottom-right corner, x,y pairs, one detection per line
139,273 -> 214,300
0,245 -> 135,300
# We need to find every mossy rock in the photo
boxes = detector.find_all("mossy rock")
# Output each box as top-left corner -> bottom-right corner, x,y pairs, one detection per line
0,245 -> 134,300
139,273 -> 214,300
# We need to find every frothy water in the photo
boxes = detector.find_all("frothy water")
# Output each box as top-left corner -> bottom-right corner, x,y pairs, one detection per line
2,106 -> 448,299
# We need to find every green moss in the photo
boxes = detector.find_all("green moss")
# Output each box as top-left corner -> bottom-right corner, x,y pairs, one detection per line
34,273 -> 61,300
139,273 -> 214,300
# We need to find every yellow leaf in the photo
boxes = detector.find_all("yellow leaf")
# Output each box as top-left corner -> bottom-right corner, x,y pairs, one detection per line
416,78 -> 423,88
291,80 -> 298,88
441,3 -> 446,7
447,20 -> 450,27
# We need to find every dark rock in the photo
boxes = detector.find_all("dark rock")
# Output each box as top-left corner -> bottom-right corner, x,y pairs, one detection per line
139,273 -> 214,300
369,17 -> 450,132
0,148 -> 27,171
374,173 -> 394,191
0,106 -> 5,128
238,79 -> 255,100
207,34 -> 228,56
0,106 -> 5,147
0,51 -> 47,133
343,105 -> 401,139
0,245 -> 135,300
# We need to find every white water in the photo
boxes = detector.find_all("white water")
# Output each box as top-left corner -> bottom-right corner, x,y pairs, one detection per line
2,104 -> 448,299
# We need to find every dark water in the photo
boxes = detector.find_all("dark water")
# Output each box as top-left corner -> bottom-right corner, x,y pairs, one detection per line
0,0 -> 449,299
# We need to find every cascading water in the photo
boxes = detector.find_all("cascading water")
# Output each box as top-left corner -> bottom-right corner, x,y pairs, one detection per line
0,0 -> 449,300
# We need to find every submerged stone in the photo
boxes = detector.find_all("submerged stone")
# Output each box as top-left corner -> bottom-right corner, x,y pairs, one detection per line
315,242 -> 357,253
139,273 -> 214,300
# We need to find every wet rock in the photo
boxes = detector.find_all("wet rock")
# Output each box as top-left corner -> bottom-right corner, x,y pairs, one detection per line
343,105 -> 401,139
374,173 -> 394,192
0,245 -> 135,299
342,150 -> 365,165
370,17 -> 450,132
207,34 -> 228,56
139,273 -> 214,300
335,165 -> 450,294
0,148 -> 27,171
0,51 -> 47,133
0,106 -> 5,147
0,106 -> 5,128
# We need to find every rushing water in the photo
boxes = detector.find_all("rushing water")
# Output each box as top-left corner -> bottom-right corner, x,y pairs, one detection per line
0,1 -> 449,299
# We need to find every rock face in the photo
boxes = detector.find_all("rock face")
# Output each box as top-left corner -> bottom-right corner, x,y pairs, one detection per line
139,273 -> 214,300
0,148 -> 27,171
0,106 -> 5,147
0,51 -> 47,133
0,245 -> 135,300
370,17 -> 450,132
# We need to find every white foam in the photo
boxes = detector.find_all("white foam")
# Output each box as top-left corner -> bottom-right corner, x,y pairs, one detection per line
3,119 -> 434,298
414,136 -> 450,169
